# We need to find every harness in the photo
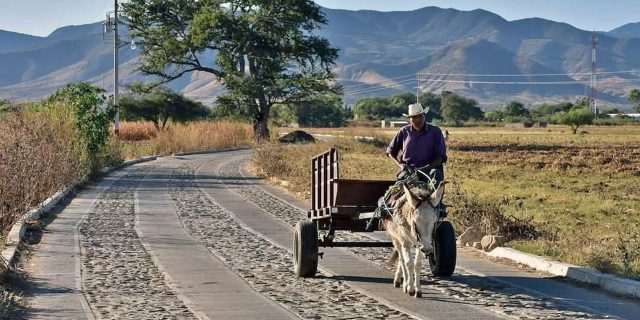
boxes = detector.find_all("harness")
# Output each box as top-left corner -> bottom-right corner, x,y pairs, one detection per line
374,168 -> 442,247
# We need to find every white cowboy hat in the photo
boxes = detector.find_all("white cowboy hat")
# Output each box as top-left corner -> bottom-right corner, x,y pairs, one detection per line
402,103 -> 429,117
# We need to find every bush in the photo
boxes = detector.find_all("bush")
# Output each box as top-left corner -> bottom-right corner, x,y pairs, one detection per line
553,107 -> 594,134
593,117 -> 638,126
0,104 -> 88,237
44,83 -> 117,170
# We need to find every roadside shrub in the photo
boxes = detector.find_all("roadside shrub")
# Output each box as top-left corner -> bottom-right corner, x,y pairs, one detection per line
44,83 -> 117,170
447,186 -> 544,241
0,105 -> 87,237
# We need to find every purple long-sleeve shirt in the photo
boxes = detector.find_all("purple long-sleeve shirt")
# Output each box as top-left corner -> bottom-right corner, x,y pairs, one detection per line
386,124 -> 447,168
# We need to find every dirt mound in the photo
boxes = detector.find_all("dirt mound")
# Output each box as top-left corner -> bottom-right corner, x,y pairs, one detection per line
278,130 -> 315,144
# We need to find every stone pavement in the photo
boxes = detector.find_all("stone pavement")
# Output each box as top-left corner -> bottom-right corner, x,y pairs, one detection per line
24,167 -> 135,319
135,160 -> 297,319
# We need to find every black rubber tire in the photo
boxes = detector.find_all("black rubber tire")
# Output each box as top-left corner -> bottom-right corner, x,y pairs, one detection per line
293,220 -> 319,277
428,221 -> 457,277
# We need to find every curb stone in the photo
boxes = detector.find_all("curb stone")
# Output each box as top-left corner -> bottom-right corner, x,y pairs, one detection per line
173,147 -> 251,156
0,155 -> 158,273
485,247 -> 640,299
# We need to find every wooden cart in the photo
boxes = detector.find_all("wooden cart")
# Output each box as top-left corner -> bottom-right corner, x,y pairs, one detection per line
293,148 -> 457,278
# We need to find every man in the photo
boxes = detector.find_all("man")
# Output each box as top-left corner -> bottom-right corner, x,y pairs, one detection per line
386,102 -> 447,184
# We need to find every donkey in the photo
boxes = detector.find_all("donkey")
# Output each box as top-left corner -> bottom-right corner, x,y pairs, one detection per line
382,182 -> 444,297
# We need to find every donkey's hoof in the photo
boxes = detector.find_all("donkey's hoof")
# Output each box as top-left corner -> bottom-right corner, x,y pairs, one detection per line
408,289 -> 416,296
414,291 -> 422,298
393,280 -> 401,288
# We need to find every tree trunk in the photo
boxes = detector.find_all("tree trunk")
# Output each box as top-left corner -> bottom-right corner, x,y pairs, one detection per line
572,125 -> 578,134
253,115 -> 269,143
253,98 -> 270,143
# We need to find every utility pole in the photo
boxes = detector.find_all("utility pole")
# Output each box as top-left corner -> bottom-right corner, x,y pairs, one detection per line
590,34 -> 598,115
113,0 -> 120,136
416,74 -> 420,103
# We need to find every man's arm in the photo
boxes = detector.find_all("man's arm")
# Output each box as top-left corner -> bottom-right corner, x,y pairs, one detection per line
385,129 -> 404,161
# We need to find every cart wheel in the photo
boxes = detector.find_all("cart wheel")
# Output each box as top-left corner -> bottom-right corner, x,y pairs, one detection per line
428,221 -> 456,277
293,220 -> 318,277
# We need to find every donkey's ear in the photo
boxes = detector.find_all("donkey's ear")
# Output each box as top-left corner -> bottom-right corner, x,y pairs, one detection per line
429,182 -> 445,208
402,184 -> 418,209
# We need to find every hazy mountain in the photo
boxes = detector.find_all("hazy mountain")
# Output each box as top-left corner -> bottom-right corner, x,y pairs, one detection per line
609,22 -> 640,38
1,6 -> 639,109
0,30 -> 45,54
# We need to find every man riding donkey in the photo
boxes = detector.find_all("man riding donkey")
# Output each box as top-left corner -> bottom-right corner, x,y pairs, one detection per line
379,102 -> 448,297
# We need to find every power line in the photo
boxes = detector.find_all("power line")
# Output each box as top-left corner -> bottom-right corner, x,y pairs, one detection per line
344,79 -> 416,95
341,74 -> 416,90
343,77 -> 640,96
417,70 -> 640,77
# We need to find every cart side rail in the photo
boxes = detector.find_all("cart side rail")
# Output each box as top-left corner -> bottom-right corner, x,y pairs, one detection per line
311,148 -> 338,213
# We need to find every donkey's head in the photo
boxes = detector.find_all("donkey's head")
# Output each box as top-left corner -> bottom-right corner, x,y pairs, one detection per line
402,182 -> 445,254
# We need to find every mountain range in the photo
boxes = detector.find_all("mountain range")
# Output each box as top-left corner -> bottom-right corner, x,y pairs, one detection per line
1,6 -> 639,109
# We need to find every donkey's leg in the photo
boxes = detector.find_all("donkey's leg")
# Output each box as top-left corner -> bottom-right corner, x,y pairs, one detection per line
391,240 -> 404,288
413,246 -> 425,298
400,245 -> 415,295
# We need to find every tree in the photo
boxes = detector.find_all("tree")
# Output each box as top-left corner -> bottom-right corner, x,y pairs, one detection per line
441,93 -> 483,124
554,107 -> 594,134
292,95 -> 349,127
123,0 -> 340,142
120,87 -> 210,130
269,104 -> 295,127
353,96 -> 397,120
419,92 -> 442,121
503,101 -> 529,118
629,89 -> 640,112
484,110 -> 504,122
46,83 -> 114,168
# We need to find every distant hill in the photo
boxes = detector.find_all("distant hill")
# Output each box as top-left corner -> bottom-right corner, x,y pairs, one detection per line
608,22 -> 640,38
1,6 -> 639,109
0,30 -> 45,54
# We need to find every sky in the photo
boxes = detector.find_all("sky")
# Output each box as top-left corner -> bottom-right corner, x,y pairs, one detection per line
0,0 -> 638,37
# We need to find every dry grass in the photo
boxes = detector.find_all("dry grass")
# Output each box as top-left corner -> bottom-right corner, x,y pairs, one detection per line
254,124 -> 640,280
117,120 -> 253,158
0,104 -> 89,237
117,121 -> 157,141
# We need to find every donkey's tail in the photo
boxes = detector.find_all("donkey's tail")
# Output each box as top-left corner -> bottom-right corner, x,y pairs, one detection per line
386,248 -> 399,267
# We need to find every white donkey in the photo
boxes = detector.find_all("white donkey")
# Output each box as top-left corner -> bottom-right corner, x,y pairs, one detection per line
382,182 -> 444,297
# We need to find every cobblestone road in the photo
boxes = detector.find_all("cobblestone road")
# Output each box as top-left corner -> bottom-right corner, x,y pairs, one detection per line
19,152 -> 638,319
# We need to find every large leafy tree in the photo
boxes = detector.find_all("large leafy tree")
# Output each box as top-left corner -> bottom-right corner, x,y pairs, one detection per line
441,93 -> 483,124
503,101 -> 529,118
123,0 -> 340,142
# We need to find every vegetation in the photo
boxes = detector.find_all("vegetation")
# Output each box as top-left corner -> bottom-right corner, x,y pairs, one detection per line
553,107 -> 594,134
441,93 -> 483,125
0,84 -> 120,237
353,92 -> 444,121
117,120 -> 253,159
629,88 -> 640,112
120,87 -> 210,130
123,0 -> 341,142
255,125 -> 640,280
44,83 -> 117,170
291,95 -> 351,127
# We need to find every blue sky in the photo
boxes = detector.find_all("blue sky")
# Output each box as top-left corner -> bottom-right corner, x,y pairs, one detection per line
0,0 -> 638,37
